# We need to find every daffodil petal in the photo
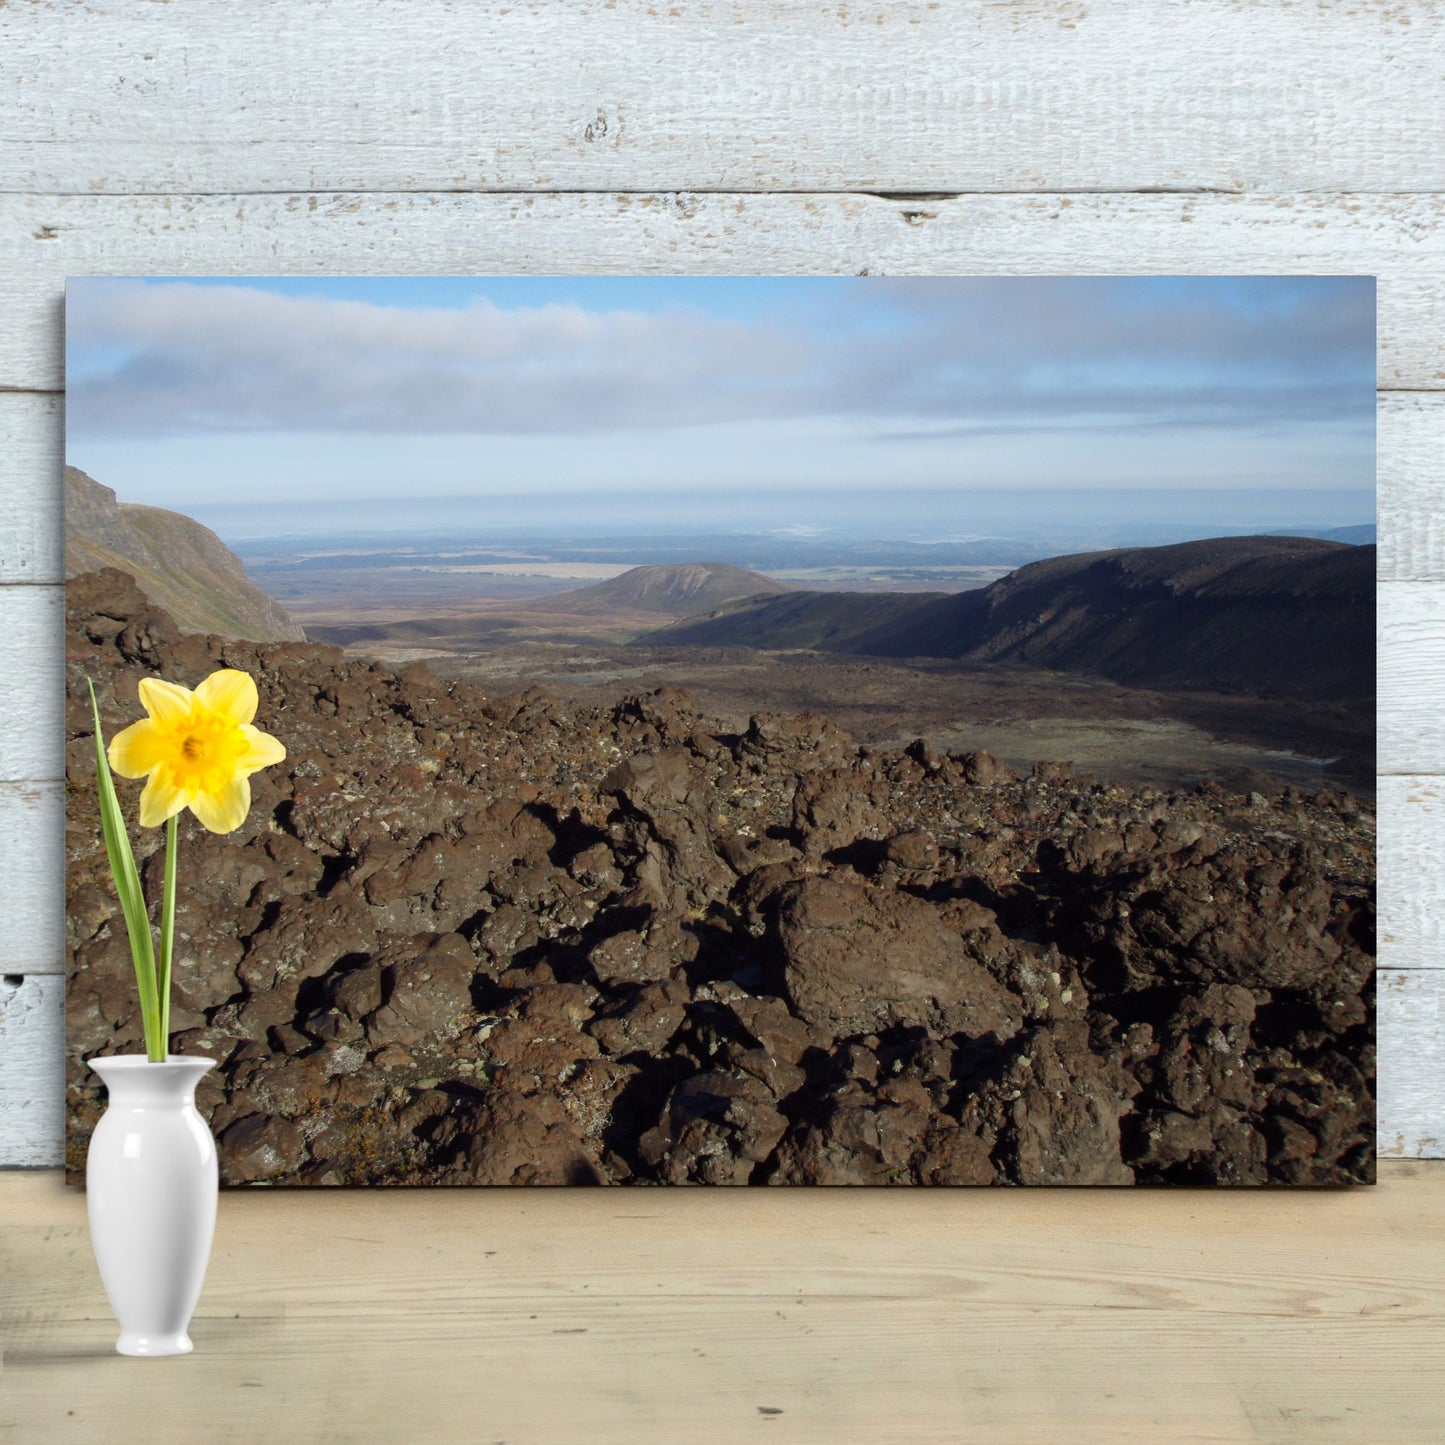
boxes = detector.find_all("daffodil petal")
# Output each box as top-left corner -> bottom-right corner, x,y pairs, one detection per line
189,774 -> 251,834
138,770 -> 193,828
237,723 -> 286,772
138,676 -> 195,726
107,718 -> 169,779
193,669 -> 259,726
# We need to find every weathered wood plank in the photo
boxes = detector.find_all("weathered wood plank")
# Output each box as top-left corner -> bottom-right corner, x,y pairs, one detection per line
1380,972 -> 1445,1159
2,1 -> 1442,197
4,387 -> 1438,582
0,782 -> 65,978
0,392 -> 62,585
1379,583 -> 1445,775
0,585 -> 63,784
0,975 -> 64,1169
2,1164 -> 1443,1442
1379,776 -> 1445,973
0,192 -> 1441,392
1379,392 -> 1445,581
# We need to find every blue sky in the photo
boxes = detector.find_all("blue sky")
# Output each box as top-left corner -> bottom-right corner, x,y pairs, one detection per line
65,275 -> 1375,533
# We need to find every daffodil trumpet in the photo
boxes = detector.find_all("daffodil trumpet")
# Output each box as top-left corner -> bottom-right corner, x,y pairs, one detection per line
87,670 -> 286,1062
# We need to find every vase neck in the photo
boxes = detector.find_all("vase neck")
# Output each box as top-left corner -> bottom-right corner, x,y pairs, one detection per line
88,1055 -> 216,1107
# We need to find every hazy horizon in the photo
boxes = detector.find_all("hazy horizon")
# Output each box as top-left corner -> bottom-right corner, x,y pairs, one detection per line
67,275 -> 1375,550
183,483 -> 1374,550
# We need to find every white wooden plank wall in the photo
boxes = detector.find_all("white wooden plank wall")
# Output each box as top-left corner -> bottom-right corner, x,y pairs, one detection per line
1,1 -> 1440,1166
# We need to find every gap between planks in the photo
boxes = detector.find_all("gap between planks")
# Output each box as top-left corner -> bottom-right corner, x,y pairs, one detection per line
0,186 -> 1341,200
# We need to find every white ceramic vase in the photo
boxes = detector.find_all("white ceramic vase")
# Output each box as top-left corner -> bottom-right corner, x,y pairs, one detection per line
86,1055 -> 218,1357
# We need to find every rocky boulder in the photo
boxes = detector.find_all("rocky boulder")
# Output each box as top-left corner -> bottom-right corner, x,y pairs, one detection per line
777,876 -> 1024,1043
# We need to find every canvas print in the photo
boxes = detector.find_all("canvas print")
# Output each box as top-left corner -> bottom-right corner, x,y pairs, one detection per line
64,276 -> 1376,1186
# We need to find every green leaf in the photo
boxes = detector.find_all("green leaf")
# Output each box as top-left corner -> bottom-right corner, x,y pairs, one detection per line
87,679 -> 163,1061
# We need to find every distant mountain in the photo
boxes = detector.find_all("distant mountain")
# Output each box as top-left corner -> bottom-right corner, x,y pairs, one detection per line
1268,524 -> 1377,546
529,563 -> 794,617
306,563 -> 800,650
65,468 -> 304,642
654,589 -> 945,652
650,536 -> 1375,705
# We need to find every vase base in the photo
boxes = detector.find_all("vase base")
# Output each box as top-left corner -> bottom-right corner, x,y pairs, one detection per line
115,1331 -> 194,1358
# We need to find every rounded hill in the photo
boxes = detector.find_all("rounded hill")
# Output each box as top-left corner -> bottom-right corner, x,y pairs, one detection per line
531,562 -> 793,617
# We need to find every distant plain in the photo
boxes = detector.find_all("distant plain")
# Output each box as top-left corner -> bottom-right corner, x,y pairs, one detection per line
242,529 -> 1374,795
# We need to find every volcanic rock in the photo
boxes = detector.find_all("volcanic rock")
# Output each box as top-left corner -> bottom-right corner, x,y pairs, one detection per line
64,568 -> 1376,1187
777,876 -> 1023,1043
365,933 -> 477,1048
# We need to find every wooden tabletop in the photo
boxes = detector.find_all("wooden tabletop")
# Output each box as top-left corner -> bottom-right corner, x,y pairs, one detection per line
3,1163 -> 1442,1444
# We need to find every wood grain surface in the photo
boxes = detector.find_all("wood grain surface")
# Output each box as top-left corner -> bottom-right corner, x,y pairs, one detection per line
1,0 -> 1439,1178
0,976 -> 64,1169
2,1 -> 1441,195
3,1164 -> 1444,1444
1378,973 -> 1445,1159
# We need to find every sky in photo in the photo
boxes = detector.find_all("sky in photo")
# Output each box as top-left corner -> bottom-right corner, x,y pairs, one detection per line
65,275 -> 1376,537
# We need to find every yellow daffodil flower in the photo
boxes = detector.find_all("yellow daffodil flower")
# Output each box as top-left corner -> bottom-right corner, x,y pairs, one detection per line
107,668 -> 286,834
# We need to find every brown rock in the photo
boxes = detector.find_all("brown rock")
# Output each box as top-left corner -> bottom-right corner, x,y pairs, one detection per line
778,876 -> 1023,1042
640,1069 -> 789,1184
475,902 -> 540,966
768,1088 -> 941,1186
984,1028 -> 1135,1187
588,980 -> 690,1058
724,994 -> 819,1065
601,748 -> 696,808
882,829 -> 940,871
957,750 -> 1009,786
220,1114 -> 305,1183
915,1121 -> 997,1186
589,929 -> 675,988
1157,984 -> 1257,1113
328,962 -> 386,1021
366,933 -> 477,1048
790,769 -> 890,858
460,1086 -> 606,1186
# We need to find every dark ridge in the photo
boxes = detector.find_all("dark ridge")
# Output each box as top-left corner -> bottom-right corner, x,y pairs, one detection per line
648,535 -> 1374,706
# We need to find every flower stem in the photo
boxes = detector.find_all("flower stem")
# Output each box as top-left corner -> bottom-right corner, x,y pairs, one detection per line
158,813 -> 179,1054
87,680 -> 163,1061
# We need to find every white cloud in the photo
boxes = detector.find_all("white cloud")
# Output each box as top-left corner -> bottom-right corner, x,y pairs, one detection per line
66,277 -> 1374,445
68,281 -> 811,437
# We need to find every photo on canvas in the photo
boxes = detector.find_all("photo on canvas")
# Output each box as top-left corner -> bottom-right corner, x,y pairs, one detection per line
64,276 -> 1376,1186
